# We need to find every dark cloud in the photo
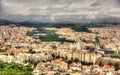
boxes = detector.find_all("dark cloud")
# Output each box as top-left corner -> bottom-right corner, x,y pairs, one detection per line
0,0 -> 120,23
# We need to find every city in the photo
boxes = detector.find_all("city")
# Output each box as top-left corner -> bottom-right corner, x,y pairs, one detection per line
0,24 -> 120,75
1,0 -> 120,75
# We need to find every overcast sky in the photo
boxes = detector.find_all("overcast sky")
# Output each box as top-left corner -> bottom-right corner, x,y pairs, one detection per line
0,0 -> 120,23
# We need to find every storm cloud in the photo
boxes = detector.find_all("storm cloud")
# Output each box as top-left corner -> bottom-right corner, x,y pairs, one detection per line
0,0 -> 120,23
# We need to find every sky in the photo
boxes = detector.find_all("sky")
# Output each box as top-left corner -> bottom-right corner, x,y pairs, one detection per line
0,0 -> 120,23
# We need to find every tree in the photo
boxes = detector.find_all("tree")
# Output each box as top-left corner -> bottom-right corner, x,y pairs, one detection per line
90,47 -> 95,52
114,63 -> 119,71
66,60 -> 72,65
54,72 -> 60,75
62,56 -> 68,61
85,46 -> 95,52
0,62 -> 33,75
99,61 -> 104,67
73,58 -> 79,63
66,60 -> 73,69
82,61 -> 92,65
56,54 -> 60,58
51,53 -> 55,58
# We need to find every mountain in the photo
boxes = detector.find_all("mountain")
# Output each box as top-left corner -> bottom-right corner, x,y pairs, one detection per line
0,19 -> 15,25
0,19 -> 120,28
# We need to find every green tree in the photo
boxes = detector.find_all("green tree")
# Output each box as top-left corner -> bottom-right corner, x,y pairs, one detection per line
114,63 -> 119,71
73,58 -> 79,63
66,60 -> 72,65
0,62 -> 33,75
99,61 -> 104,66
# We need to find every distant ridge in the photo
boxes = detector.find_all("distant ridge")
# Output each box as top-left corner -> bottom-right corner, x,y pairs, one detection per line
0,19 -> 15,25
0,19 -> 120,28
0,19 -> 49,27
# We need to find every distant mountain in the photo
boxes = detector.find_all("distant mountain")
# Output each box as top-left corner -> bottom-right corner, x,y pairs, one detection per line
17,21 -> 50,27
0,19 -> 50,27
0,19 -> 120,28
0,19 -> 15,25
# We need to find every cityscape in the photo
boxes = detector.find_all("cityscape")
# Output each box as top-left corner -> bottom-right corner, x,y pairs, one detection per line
0,24 -> 120,75
0,0 -> 120,75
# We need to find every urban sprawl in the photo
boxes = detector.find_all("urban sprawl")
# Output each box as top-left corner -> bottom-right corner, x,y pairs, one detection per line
0,24 -> 120,75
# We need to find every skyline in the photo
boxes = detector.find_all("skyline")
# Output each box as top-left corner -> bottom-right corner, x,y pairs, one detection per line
0,0 -> 120,24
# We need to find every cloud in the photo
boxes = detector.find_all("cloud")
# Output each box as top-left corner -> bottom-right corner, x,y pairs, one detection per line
0,0 -> 120,23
